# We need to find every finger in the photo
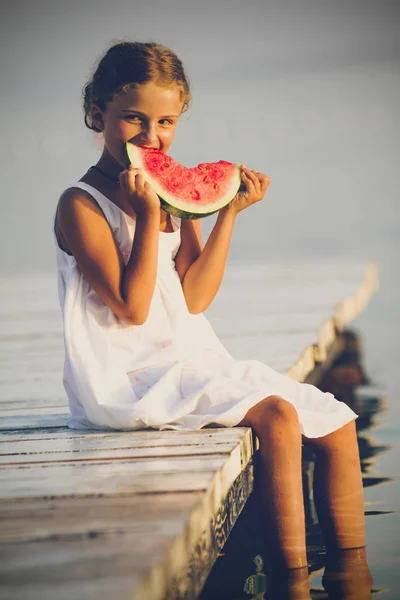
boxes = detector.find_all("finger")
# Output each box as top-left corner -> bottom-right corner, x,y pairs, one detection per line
247,170 -> 271,195
134,170 -> 147,190
124,168 -> 142,192
127,169 -> 139,187
260,174 -> 271,193
143,180 -> 155,192
120,165 -> 139,181
128,165 -> 143,183
243,168 -> 261,195
252,171 -> 270,185
250,170 -> 262,195
241,170 -> 257,195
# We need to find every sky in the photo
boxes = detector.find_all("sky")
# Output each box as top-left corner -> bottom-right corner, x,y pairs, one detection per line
0,0 -> 399,275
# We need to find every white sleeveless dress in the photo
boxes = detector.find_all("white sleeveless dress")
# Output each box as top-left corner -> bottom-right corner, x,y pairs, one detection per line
55,182 -> 357,435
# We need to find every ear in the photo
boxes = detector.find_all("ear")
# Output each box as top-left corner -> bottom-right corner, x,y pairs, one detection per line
90,104 -> 105,132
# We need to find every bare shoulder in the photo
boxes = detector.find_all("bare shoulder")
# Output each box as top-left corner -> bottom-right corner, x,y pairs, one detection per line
56,186 -> 107,251
57,186 -> 105,222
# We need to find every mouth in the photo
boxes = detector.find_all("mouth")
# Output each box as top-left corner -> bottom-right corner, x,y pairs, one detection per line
128,142 -> 161,151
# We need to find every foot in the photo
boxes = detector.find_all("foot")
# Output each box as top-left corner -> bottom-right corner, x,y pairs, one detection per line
267,566 -> 311,600
322,547 -> 373,599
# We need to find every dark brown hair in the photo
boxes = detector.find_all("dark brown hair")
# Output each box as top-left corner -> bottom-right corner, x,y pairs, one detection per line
83,41 -> 191,132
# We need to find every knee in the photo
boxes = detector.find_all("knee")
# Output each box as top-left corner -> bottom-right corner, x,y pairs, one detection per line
311,419 -> 359,457
249,395 -> 301,440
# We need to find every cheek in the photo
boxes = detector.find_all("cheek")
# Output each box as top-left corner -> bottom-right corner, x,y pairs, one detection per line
113,122 -> 130,139
105,117 -> 128,136
160,128 -> 178,150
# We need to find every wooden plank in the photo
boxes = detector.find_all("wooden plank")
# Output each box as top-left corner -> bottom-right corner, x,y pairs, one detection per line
0,386 -> 66,405
0,316 -> 61,337
206,310 -> 334,337
286,345 -> 316,381
0,427 -> 246,451
0,339 -> 63,355
218,331 -> 317,369
0,407 -> 69,417
215,259 -> 378,286
0,428 -> 253,500
0,398 -> 68,409
314,317 -> 336,362
214,260 -> 379,383
334,262 -> 379,329
207,262 -> 379,318
0,459 -> 221,499
0,526 -> 166,581
0,426 -> 241,443
0,414 -> 70,431
0,428 -> 254,600
0,430 -> 249,465
0,462 -> 254,600
303,262 -> 379,384
0,493 -> 202,543
0,443 -> 247,465
305,336 -> 346,387
133,462 -> 254,600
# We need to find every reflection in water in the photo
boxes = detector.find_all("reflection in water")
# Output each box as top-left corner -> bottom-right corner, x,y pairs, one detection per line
199,329 -> 391,600
243,555 -> 267,599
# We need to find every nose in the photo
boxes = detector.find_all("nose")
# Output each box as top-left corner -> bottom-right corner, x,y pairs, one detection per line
139,122 -> 157,146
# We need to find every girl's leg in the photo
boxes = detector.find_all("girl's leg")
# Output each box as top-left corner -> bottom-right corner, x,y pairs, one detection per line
237,395 -> 308,571
304,420 -> 365,552
304,420 -> 373,597
322,547 -> 373,600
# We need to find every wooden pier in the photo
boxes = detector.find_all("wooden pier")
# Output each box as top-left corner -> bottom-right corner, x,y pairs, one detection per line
0,260 -> 379,600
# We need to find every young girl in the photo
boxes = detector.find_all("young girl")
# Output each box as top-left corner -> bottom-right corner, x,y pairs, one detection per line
54,41 -> 372,598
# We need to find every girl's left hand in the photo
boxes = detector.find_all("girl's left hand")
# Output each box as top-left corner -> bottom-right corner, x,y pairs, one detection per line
228,166 -> 271,215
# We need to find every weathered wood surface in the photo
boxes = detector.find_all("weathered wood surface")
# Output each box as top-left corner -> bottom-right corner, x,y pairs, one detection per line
0,430 -> 254,600
0,259 -> 379,600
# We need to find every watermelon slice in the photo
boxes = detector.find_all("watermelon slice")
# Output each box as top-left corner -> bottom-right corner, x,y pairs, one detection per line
125,142 -> 241,220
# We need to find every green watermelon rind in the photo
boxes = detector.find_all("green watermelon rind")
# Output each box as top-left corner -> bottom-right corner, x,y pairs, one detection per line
158,199 -> 222,220
124,143 -> 241,220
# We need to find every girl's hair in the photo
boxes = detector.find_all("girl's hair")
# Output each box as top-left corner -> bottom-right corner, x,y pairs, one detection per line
83,41 -> 191,132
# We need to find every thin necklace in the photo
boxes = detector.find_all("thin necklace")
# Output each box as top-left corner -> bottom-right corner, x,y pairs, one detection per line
89,165 -> 121,185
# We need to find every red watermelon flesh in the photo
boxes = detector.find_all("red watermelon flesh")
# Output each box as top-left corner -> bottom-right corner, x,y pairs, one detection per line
125,143 -> 241,220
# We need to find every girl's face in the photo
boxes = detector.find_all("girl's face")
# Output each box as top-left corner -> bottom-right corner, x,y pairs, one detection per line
94,82 -> 184,165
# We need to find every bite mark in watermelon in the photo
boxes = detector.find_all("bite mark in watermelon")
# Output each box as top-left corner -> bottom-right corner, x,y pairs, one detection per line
125,142 -> 241,220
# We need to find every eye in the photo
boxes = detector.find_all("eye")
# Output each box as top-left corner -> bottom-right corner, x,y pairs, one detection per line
125,114 -> 142,122
159,119 -> 175,126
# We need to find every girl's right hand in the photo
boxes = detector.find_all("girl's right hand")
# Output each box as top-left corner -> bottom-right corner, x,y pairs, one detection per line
119,165 -> 160,219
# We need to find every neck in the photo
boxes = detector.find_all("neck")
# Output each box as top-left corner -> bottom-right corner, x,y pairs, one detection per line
97,149 -> 124,180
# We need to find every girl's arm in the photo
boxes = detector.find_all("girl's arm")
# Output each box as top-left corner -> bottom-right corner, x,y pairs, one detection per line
180,206 -> 236,314
174,219 -> 203,282
57,167 -> 161,326
181,167 -> 271,314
